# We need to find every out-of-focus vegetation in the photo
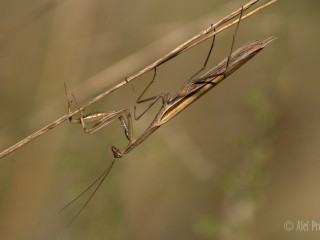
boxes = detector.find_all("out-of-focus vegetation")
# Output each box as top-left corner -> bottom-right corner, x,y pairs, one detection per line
0,0 -> 319,239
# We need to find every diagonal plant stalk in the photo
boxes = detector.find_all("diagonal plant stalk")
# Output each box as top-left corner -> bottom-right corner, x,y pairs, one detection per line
0,0 -> 277,159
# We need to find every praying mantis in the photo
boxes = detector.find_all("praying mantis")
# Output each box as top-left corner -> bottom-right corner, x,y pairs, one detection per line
66,38 -> 275,157
65,20 -> 275,160
63,0 -> 276,222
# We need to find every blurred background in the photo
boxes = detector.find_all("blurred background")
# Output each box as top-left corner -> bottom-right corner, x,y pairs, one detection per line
0,0 -> 319,239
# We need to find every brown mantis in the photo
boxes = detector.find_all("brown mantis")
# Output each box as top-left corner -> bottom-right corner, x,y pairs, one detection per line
63,1 -> 276,223
66,39 -> 275,158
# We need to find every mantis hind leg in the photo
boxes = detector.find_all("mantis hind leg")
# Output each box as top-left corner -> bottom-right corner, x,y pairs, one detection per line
193,6 -> 244,84
224,6 -> 244,75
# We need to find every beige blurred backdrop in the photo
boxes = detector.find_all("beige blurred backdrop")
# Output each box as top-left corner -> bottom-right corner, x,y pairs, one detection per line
0,0 -> 319,239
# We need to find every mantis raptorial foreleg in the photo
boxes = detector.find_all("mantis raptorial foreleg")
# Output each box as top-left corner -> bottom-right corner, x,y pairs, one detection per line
64,84 -> 135,157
